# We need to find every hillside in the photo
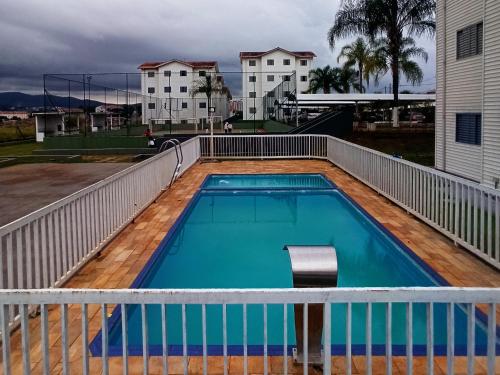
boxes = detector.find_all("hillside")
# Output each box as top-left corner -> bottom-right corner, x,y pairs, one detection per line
0,92 -> 101,110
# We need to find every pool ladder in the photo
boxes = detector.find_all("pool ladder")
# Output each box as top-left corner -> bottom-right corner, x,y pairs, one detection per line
159,139 -> 183,187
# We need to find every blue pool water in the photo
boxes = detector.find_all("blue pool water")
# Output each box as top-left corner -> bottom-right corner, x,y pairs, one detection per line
91,174 -> 495,356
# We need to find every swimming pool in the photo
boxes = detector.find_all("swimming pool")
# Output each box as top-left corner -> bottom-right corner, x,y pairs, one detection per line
90,174 -> 495,356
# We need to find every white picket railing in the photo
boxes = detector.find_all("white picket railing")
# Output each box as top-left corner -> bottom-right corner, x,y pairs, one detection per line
199,134 -> 328,159
0,138 -> 200,317
1,134 -> 500,374
325,136 -> 500,271
0,288 -> 498,375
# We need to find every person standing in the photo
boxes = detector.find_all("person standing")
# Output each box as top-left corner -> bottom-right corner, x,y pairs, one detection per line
228,122 -> 233,133
224,122 -> 229,134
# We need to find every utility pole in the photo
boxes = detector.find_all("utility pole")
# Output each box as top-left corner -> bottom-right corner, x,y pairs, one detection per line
82,74 -> 87,137
87,75 -> 92,134
126,73 -> 130,136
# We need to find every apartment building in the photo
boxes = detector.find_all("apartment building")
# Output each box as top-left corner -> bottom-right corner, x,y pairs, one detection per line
239,47 -> 315,120
436,0 -> 500,188
138,60 -> 230,126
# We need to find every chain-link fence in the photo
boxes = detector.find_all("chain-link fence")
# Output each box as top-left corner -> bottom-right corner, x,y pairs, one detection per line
40,71 -> 303,140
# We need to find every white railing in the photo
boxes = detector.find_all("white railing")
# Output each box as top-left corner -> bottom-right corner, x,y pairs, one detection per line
0,138 -> 200,320
0,288 -> 498,375
325,136 -> 500,271
199,134 -> 328,159
1,134 -> 500,374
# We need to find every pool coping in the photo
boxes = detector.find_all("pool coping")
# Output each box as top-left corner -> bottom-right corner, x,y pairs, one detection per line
89,173 -> 500,357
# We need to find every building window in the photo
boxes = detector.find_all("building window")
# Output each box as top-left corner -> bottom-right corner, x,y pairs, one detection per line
164,86 -> 171,93
199,102 -> 207,109
300,75 -> 308,82
181,119 -> 188,124
164,71 -> 171,77
267,75 -> 275,82
182,102 -> 188,109
283,59 -> 290,66
283,75 -> 291,82
300,60 -> 307,66
267,59 -> 274,66
148,102 -> 155,110
199,71 -> 206,77
249,60 -> 256,67
249,75 -> 256,82
267,91 -> 275,98
249,92 -> 256,98
180,86 -> 188,93
147,87 -> 155,94
180,70 -> 187,76
457,23 -> 483,59
456,113 -> 481,145
249,107 -> 257,114
216,75 -> 223,82
284,91 -> 290,97
147,71 -> 155,78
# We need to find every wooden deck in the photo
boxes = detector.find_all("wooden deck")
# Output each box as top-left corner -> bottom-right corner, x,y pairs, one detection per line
2,160 -> 500,374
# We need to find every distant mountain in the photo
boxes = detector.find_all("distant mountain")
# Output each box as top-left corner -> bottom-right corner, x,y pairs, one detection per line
0,92 -> 102,110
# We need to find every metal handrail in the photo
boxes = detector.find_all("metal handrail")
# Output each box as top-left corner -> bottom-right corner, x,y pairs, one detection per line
170,138 -> 184,165
159,139 -> 183,187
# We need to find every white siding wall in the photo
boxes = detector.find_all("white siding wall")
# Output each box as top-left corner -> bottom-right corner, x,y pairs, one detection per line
435,0 -> 446,170
482,1 -> 500,188
437,0 -> 500,187
436,0 -> 484,181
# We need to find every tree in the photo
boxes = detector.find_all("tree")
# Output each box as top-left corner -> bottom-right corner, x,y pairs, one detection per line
327,0 -> 435,104
333,66 -> 362,93
372,37 -> 429,87
190,74 -> 227,112
308,65 -> 361,94
308,66 -> 339,94
337,37 -> 379,92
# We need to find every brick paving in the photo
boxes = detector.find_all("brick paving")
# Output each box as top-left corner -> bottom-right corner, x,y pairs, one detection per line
1,160 -> 499,374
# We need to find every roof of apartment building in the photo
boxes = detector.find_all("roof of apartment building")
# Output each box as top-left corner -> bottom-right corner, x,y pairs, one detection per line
239,47 -> 316,61
138,60 -> 218,70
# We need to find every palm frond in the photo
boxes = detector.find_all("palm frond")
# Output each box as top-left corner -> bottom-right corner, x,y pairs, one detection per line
327,0 -> 368,49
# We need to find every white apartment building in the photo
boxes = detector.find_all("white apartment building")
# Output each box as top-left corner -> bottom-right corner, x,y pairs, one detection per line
239,47 -> 315,120
139,60 -> 230,127
436,0 -> 500,188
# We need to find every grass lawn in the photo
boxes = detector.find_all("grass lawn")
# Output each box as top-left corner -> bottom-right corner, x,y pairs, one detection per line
345,130 -> 435,167
0,142 -> 41,156
0,120 -> 35,142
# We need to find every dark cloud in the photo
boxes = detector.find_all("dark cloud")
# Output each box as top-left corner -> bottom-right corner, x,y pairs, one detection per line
0,0 -> 435,94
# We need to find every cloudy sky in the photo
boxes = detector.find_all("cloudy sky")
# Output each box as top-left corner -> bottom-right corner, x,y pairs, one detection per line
0,0 -> 436,95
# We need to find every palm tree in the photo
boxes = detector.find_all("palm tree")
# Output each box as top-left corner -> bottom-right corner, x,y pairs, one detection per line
333,66 -> 362,93
327,0 -> 435,104
372,37 -> 429,87
308,66 -> 339,94
337,37 -> 379,92
190,74 -> 227,113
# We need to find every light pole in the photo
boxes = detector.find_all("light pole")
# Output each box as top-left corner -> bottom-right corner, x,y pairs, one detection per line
209,106 -> 215,159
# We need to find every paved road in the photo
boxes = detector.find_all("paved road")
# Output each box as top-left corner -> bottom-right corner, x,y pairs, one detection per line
0,163 -> 133,226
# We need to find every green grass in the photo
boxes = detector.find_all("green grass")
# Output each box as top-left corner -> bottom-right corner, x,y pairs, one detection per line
345,131 -> 435,166
0,142 -> 41,156
0,121 -> 35,142
263,120 -> 293,133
